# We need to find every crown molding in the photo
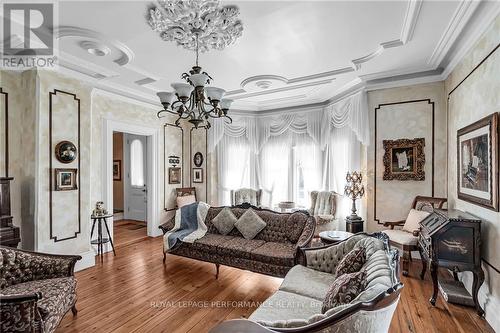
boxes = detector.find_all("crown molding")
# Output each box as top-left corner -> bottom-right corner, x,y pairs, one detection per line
400,0 -> 423,44
42,0 -> 494,117
229,78 -> 333,99
440,1 -> 500,80
427,1 -> 480,68
228,0 -> 421,101
59,51 -> 119,80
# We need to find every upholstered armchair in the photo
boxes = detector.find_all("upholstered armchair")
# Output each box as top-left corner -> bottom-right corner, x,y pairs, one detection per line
231,188 -> 262,207
382,196 -> 446,277
0,246 -> 81,333
309,191 -> 340,237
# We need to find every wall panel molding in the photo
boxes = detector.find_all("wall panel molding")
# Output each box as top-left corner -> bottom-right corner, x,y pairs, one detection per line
190,126 -> 208,202
374,99 -> 435,224
49,89 -> 81,242
164,123 -> 184,211
0,88 -> 8,177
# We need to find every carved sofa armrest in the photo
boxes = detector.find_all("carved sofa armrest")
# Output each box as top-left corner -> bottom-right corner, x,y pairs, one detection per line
0,247 -> 81,283
294,216 -> 316,265
382,220 -> 405,229
159,216 -> 176,234
0,293 -> 42,333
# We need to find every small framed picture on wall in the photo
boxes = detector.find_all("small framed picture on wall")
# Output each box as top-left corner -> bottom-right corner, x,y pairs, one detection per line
55,168 -> 78,191
457,113 -> 498,211
193,168 -> 203,183
113,160 -> 121,181
168,167 -> 181,184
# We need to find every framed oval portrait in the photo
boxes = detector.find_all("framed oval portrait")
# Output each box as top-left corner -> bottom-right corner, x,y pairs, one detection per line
193,152 -> 203,167
55,141 -> 78,164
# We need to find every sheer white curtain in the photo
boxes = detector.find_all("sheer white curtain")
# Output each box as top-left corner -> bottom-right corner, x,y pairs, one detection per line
258,135 -> 291,207
211,91 -> 369,214
216,135 -> 252,205
293,133 -> 323,207
323,126 -> 362,230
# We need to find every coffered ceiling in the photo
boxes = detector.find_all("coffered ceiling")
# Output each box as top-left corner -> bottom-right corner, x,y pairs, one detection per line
46,1 -> 500,111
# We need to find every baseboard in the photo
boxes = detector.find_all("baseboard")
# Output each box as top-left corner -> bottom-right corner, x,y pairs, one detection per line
75,250 -> 95,272
113,212 -> 124,221
459,270 -> 500,332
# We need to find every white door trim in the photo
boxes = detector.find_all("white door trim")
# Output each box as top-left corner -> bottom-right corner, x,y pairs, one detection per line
102,118 -> 161,247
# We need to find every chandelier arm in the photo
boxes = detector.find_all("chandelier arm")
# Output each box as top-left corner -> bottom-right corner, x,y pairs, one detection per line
157,109 -> 180,118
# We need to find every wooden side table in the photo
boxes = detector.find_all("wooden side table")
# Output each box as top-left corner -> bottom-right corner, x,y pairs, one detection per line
90,214 -> 116,262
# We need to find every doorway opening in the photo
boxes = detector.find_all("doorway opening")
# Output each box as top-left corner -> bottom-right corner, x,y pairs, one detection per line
112,131 -> 149,248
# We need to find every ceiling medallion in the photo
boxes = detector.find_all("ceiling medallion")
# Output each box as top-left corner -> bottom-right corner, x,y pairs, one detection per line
151,0 -> 241,129
148,0 -> 243,53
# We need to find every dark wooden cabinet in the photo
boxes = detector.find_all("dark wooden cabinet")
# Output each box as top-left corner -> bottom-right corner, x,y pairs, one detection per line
418,209 -> 483,315
0,177 -> 20,248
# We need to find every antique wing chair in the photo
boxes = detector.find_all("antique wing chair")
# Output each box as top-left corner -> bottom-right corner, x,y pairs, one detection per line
309,191 -> 340,237
382,195 -> 447,277
231,188 -> 262,207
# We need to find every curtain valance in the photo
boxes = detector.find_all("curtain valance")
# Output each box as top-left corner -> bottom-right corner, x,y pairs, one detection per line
208,91 -> 369,153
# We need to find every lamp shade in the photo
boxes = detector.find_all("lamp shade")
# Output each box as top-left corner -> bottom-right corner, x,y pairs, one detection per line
157,92 -> 176,105
171,83 -> 194,99
190,73 -> 209,87
205,87 -> 226,101
219,98 -> 233,110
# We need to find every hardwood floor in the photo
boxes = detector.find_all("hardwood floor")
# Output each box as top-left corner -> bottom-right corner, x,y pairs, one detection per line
113,220 -> 149,248
57,237 -> 494,333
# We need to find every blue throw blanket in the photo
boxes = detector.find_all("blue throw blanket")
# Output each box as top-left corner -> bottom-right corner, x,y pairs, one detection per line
164,201 -> 210,251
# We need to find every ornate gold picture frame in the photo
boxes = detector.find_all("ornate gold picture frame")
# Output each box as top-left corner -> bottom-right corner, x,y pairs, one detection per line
383,138 -> 425,181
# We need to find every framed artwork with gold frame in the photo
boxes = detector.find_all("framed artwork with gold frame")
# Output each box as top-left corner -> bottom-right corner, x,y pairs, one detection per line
383,138 -> 425,181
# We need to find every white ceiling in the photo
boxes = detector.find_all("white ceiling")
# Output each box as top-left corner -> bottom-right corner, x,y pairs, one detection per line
50,0 -> 499,111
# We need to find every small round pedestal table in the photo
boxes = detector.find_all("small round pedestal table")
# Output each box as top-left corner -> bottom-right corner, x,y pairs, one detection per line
90,214 -> 116,262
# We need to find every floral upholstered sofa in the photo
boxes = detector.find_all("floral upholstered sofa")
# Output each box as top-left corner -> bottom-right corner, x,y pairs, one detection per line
0,246 -> 81,333
210,233 -> 402,333
159,204 -> 315,278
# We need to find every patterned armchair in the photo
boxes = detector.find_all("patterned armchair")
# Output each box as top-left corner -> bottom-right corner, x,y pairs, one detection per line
0,246 -> 81,333
309,191 -> 340,237
230,188 -> 262,207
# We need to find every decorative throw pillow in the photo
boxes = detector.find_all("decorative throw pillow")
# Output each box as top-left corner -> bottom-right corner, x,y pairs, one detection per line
235,209 -> 267,239
335,247 -> 366,277
322,270 -> 367,313
212,207 -> 238,235
177,195 -> 196,208
403,208 -> 430,233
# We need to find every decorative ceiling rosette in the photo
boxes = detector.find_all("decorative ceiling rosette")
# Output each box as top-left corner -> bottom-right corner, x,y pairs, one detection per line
148,0 -> 243,52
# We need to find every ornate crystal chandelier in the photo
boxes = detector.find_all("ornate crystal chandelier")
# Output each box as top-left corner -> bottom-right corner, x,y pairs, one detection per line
149,0 -> 243,128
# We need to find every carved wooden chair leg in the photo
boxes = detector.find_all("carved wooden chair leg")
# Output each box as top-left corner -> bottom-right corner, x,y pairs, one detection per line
418,247 -> 427,280
71,305 -> 78,316
215,263 -> 220,279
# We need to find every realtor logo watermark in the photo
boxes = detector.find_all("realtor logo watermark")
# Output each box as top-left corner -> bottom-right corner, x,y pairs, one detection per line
1,2 -> 58,69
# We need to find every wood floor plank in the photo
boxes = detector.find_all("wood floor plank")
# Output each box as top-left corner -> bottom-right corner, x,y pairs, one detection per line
56,236 -> 494,333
